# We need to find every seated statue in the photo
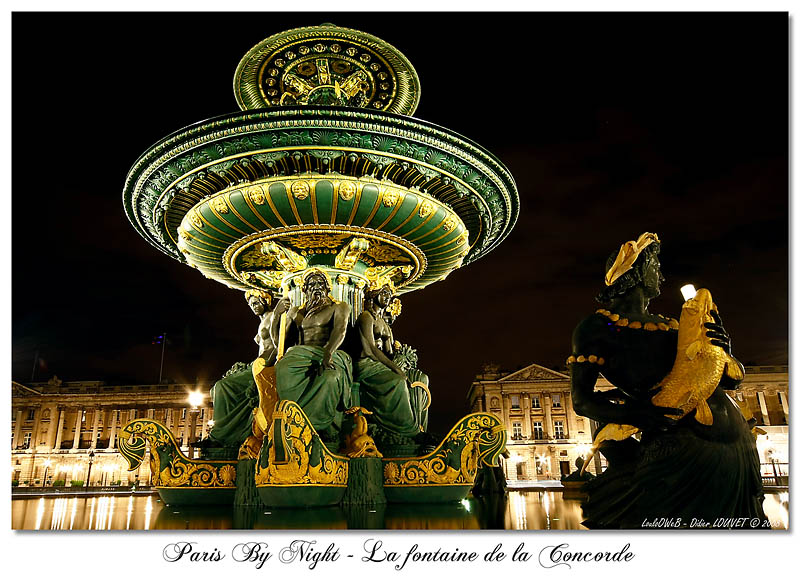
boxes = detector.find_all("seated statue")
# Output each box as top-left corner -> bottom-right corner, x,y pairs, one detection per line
385,297 -> 430,433
203,290 -> 277,449
569,232 -> 766,528
353,285 -> 421,438
271,269 -> 352,440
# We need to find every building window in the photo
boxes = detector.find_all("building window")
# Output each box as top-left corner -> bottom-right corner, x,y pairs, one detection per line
532,422 -> 543,440
200,408 -> 205,419
511,395 -> 520,409
512,422 -> 523,439
552,394 -> 562,408
516,462 -> 526,479
531,396 -> 540,408
116,411 -> 121,422
26,409 -> 36,421
22,432 -> 32,448
554,420 -> 564,439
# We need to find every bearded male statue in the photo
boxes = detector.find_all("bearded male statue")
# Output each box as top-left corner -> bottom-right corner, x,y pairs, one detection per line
270,269 -> 353,440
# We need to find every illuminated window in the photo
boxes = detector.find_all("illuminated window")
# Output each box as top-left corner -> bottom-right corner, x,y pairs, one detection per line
554,421 -> 564,439
532,422 -> 543,440
22,432 -> 32,448
512,422 -> 523,439
552,394 -> 562,408
511,395 -> 520,409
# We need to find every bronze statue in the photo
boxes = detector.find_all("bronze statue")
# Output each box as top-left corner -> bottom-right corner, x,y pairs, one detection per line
202,290 -> 277,450
569,232 -> 767,528
271,269 -> 352,439
353,285 -> 422,438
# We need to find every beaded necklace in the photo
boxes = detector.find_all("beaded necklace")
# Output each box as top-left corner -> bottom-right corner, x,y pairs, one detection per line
596,309 -> 678,331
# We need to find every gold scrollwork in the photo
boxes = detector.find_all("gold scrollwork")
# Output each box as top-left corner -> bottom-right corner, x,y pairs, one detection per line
383,413 -> 506,487
334,237 -> 370,270
442,215 -> 457,232
120,419 -> 236,489
255,401 -> 349,486
291,180 -> 311,200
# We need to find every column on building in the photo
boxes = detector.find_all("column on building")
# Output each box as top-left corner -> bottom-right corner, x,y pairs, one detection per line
543,394 -> 552,439
45,405 -> 60,450
521,392 -> 532,438
779,389 -> 789,418
108,408 -> 118,450
72,407 -> 83,449
12,409 -> 24,449
501,393 -> 511,432
757,391 -> 771,426
53,407 -> 65,451
90,407 -> 101,449
200,407 -> 210,439
563,392 -> 578,439
30,406 -> 42,450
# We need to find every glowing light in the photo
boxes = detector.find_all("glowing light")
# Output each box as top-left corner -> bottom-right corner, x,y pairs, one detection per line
680,284 -> 697,301
207,419 -> 215,428
34,497 -> 45,530
460,499 -> 471,512
144,496 -> 153,530
187,390 -> 205,408
43,458 -> 52,468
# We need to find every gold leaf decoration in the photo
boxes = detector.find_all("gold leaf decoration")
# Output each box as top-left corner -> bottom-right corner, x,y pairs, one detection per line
212,196 -> 230,214
247,185 -> 266,205
291,180 -> 311,200
418,200 -> 436,218
383,188 -> 401,207
339,181 -> 357,201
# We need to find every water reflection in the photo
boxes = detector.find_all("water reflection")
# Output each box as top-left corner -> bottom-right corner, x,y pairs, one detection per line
11,492 -> 787,530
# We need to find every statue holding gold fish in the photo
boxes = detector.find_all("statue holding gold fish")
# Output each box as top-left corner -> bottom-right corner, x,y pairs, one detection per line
569,233 -> 767,529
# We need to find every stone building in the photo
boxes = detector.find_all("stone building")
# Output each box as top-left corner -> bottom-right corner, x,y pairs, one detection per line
467,363 -> 788,484
11,376 -> 212,488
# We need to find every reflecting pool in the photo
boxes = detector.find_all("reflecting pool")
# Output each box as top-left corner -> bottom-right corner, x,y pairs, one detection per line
11,490 -> 788,530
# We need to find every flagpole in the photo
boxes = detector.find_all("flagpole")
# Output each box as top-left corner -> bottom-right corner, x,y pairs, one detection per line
158,333 -> 166,384
30,349 -> 39,382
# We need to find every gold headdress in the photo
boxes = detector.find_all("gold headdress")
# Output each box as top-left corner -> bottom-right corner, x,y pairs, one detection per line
604,232 -> 660,286
244,289 -> 273,302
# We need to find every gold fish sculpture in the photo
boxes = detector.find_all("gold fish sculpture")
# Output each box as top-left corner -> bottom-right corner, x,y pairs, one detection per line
581,288 -> 744,474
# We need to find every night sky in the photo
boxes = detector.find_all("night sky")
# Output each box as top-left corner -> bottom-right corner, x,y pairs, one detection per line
11,12 -> 788,432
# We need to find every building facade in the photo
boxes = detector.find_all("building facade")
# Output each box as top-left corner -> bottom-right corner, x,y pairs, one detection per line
11,376 -> 212,488
467,363 -> 788,484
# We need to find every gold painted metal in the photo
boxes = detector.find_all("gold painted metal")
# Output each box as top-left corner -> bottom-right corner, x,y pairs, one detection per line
334,237 -> 370,270
342,407 -> 382,458
255,401 -> 349,486
383,413 -> 505,487
261,241 -> 308,272
580,288 -> 745,474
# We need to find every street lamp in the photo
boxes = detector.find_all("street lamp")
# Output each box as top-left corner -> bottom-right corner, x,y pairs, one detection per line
85,450 -> 95,491
42,458 -> 52,488
187,390 -> 205,458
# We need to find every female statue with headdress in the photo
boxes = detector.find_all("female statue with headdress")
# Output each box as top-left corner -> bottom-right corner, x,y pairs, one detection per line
354,284 -> 422,438
202,290 -> 278,451
569,233 -> 767,528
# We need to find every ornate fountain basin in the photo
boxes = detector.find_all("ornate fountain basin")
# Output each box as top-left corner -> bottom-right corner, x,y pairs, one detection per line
123,107 -> 518,294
